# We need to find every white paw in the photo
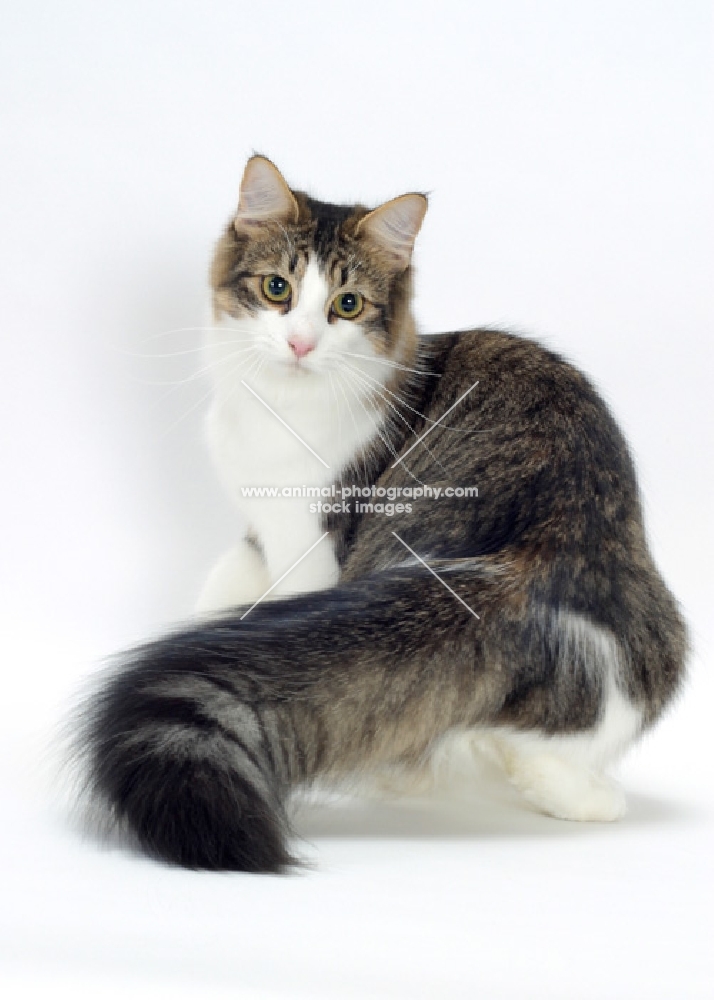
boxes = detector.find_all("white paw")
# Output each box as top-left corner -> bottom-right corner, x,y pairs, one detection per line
523,769 -> 626,822
195,539 -> 270,614
503,750 -> 627,823
268,541 -> 340,598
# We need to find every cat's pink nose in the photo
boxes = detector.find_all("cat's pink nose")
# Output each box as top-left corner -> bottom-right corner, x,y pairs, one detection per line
287,335 -> 316,359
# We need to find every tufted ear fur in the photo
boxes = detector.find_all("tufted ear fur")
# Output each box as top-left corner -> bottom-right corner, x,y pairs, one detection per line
356,193 -> 427,269
234,155 -> 299,232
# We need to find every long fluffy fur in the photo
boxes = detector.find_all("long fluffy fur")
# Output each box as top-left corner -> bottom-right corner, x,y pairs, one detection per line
77,562 -> 507,871
75,548 -> 683,871
71,160 -> 687,871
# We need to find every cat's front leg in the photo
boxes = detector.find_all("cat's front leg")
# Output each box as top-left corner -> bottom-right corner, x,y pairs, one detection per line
267,531 -> 340,597
195,535 -> 270,615
250,501 -> 339,598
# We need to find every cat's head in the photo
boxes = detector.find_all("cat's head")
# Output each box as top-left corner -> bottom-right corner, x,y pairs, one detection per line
208,156 -> 426,391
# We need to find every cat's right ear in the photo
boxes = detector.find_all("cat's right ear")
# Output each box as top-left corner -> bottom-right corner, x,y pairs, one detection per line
234,156 -> 299,232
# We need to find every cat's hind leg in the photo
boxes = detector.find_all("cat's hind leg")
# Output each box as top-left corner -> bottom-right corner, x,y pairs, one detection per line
485,736 -> 627,821
195,536 -> 270,614
479,677 -> 641,822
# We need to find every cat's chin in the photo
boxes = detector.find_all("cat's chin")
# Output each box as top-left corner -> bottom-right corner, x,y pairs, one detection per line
269,356 -> 324,378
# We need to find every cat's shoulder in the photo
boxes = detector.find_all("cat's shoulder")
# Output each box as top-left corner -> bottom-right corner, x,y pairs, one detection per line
426,327 -> 579,374
423,328 -> 606,413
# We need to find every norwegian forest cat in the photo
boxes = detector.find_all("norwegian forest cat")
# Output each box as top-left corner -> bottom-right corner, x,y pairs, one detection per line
76,156 -> 687,871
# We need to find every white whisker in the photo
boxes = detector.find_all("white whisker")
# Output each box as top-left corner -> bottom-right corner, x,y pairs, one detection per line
340,361 -> 450,477
334,367 -> 406,480
155,348 -> 260,441
342,351 -> 438,378
110,342 -> 252,361
332,369 -> 372,486
343,353 -> 473,434
335,364 -> 432,486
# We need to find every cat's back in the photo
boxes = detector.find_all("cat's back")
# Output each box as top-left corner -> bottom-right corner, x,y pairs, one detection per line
417,327 -> 637,500
424,327 -> 617,428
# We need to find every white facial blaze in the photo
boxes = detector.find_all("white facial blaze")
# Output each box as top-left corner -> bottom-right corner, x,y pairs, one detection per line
212,253 -> 382,381
288,258 -> 331,347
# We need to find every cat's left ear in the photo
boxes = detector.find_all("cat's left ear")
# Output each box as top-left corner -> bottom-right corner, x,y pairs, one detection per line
234,155 -> 299,232
356,193 -> 428,270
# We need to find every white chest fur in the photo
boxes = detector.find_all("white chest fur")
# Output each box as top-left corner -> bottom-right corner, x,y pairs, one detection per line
196,258 -> 393,611
203,356 -> 382,604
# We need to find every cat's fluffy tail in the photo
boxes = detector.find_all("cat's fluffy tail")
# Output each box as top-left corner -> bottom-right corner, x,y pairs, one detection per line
73,561 -> 510,871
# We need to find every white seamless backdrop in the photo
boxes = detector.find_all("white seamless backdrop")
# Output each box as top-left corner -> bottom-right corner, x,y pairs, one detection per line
1,2 -> 712,998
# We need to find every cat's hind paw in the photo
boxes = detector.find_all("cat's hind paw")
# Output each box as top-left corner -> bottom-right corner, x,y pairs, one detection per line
500,746 -> 627,823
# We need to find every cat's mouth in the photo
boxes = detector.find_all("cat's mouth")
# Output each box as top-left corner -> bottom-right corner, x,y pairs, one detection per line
275,355 -> 321,376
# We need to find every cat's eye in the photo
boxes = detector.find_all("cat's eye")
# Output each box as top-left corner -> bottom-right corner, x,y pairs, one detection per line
332,291 -> 364,320
262,274 -> 292,304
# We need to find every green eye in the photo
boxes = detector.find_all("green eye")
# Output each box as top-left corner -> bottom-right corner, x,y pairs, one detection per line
332,291 -> 364,320
262,274 -> 292,303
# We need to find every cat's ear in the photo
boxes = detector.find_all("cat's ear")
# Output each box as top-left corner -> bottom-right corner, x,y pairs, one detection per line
234,156 -> 299,232
356,193 -> 428,270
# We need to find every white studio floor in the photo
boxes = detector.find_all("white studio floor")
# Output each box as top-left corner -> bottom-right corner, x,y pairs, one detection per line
0,653 -> 712,1000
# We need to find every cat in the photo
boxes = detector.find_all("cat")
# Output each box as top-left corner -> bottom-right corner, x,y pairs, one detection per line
74,155 -> 687,872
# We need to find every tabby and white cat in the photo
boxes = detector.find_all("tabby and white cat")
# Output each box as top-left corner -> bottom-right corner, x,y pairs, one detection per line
77,156 -> 687,871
